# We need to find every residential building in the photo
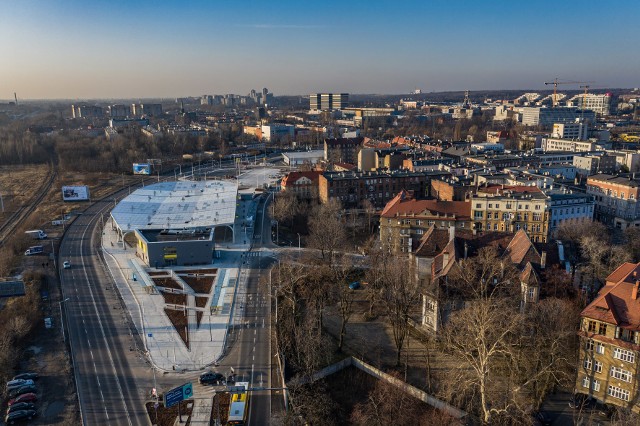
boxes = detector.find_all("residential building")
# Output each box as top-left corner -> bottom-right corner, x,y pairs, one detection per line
324,137 -> 364,164
282,150 -> 324,166
261,124 -> 295,142
318,170 -> 428,209
71,104 -> 104,118
430,178 -> 475,201
310,93 -> 349,111
552,122 -> 589,140
403,158 -> 454,173
567,93 -> 612,116
471,186 -> 550,242
541,137 -> 597,152
573,155 -> 618,178
108,104 -> 130,118
576,262 -> 640,412
280,171 -> 322,199
546,189 -> 595,235
608,150 -> 640,173
418,228 -> 566,333
586,174 -> 640,229
379,190 -> 471,253
522,107 -> 596,127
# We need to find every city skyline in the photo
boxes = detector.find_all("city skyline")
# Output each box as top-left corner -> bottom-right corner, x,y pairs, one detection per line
0,0 -> 638,99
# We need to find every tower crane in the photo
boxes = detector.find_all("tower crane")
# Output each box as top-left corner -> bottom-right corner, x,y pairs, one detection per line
543,79 -> 593,107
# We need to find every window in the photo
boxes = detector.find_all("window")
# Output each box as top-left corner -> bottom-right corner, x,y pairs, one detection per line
585,340 -> 594,351
494,212 -> 499,219
610,366 -> 633,383
506,203 -> 512,209
608,385 -> 630,401
582,376 -> 590,388
494,223 -> 498,230
476,203 -> 481,208
527,287 -> 535,300
583,358 -> 592,370
596,342 -> 605,355
535,205 -> 541,210
598,323 -> 608,336
592,379 -> 601,392
594,360 -> 602,373
474,212 -> 484,219
488,203 -> 493,208
613,348 -> 635,363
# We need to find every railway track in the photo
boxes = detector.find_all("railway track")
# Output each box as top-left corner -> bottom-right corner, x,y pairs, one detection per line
0,162 -> 57,247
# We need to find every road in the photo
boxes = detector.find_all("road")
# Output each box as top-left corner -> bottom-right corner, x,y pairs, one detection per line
59,196 -> 151,425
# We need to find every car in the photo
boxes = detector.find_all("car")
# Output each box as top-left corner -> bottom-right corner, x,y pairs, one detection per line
8,393 -> 37,406
569,393 -> 596,409
5,409 -> 37,424
8,385 -> 37,399
199,372 -> 225,385
63,261 -> 71,269
6,380 -> 34,391
348,281 -> 361,290
12,373 -> 38,381
6,402 -> 35,414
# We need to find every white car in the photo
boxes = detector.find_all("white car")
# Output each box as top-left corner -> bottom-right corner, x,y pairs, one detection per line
63,261 -> 71,269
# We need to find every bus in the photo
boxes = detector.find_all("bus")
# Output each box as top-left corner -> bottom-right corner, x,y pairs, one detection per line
227,381 -> 249,425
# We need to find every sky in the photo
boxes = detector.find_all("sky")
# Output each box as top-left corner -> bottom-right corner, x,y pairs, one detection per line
0,0 -> 638,99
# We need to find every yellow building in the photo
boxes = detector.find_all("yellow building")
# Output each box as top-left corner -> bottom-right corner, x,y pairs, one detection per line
470,185 -> 549,243
576,262 -> 640,412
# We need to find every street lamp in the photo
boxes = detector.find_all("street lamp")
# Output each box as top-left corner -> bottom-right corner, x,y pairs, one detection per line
59,297 -> 70,343
297,233 -> 301,251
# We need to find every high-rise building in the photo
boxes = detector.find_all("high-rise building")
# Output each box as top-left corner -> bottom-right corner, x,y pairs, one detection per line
310,93 -> 349,111
522,107 -> 595,127
108,104 -> 130,118
71,104 -> 104,119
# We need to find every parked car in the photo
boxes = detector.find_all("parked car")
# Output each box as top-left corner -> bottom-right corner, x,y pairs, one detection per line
8,385 -> 37,399
63,261 -> 71,269
199,372 -> 225,385
6,402 -> 35,414
8,393 -> 37,406
569,393 -> 596,409
5,409 -> 37,424
6,380 -> 34,391
12,373 -> 38,381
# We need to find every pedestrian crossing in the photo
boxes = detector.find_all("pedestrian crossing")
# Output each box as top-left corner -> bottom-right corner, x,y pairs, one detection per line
243,252 -> 261,257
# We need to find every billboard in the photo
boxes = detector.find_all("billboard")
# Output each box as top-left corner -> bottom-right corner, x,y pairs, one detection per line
62,186 -> 90,201
133,163 -> 151,175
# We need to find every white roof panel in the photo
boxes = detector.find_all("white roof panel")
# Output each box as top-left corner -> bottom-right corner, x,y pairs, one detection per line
112,180 -> 237,232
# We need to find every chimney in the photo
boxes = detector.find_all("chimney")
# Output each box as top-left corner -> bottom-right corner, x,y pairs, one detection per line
540,251 -> 546,269
633,280 -> 640,300
449,225 -> 456,242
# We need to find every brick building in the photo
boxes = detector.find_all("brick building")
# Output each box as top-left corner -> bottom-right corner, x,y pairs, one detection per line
324,137 -> 364,164
379,190 -> 471,253
318,170 -> 428,209
587,174 -> 640,229
280,171 -> 322,199
576,262 -> 640,412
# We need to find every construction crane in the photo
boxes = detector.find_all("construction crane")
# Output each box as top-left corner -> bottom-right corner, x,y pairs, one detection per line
543,79 -> 593,107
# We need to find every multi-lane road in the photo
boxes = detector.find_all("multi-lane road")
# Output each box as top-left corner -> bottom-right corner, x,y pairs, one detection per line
58,171 -> 277,425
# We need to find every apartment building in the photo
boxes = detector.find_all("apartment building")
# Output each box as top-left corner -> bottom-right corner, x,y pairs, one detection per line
541,137 -> 597,152
586,174 -> 640,229
324,137 -> 364,164
573,155 -> 617,178
379,190 -> 470,253
576,262 -> 640,412
547,190 -> 595,235
471,186 -> 550,242
552,122 -> 589,140
318,170 -> 428,208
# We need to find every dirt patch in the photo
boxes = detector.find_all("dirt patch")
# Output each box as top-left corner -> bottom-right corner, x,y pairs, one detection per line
146,400 -> 193,426
210,392 -> 230,425
160,290 -> 187,306
164,308 -> 189,348
0,165 -> 49,224
180,273 -> 216,295
152,277 -> 182,290
195,297 -> 208,309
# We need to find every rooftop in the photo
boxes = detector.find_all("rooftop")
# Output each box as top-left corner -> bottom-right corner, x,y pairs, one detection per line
111,180 -> 237,233
380,190 -> 470,219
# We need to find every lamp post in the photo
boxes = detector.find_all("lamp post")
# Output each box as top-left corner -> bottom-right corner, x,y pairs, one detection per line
297,233 -> 301,251
59,298 -> 70,342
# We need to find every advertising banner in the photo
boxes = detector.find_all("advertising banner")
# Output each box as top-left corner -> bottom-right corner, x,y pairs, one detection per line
62,186 -> 90,201
133,163 -> 151,175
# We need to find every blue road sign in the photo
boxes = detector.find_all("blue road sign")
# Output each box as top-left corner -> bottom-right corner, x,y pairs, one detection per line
164,382 -> 193,408
148,333 -> 153,338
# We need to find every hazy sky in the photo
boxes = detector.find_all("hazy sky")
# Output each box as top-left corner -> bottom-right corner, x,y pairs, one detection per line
1,0 -> 638,99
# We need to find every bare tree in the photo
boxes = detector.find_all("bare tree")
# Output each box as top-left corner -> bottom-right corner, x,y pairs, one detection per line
307,198 -> 346,265
272,190 -> 300,229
